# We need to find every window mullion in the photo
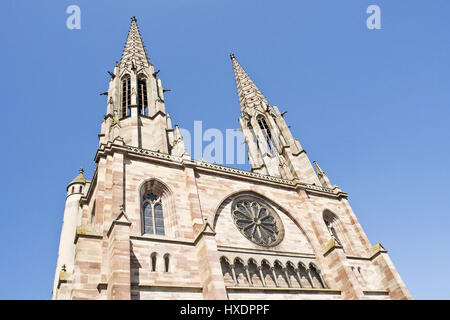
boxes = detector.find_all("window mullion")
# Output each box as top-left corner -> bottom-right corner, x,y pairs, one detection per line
152,203 -> 157,235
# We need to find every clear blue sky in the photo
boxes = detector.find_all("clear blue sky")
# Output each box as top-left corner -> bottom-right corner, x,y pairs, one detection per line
1,0 -> 449,299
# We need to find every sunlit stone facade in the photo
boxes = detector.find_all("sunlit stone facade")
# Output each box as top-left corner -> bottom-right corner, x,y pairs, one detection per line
52,17 -> 411,300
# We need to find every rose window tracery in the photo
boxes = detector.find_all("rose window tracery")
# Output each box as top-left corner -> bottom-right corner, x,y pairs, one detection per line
231,196 -> 284,247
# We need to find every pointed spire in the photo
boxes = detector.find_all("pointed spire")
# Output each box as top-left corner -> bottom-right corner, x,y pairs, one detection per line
166,112 -> 173,129
313,161 -> 332,188
230,53 -> 270,113
313,161 -> 325,176
120,16 -> 150,69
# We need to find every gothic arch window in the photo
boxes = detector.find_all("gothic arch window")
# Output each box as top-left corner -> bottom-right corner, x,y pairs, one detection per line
142,193 -> 165,235
323,210 -> 349,251
137,74 -> 148,116
220,257 -> 235,285
261,260 -> 276,287
151,252 -> 157,272
247,259 -> 263,287
233,258 -> 249,286
140,179 -> 174,236
309,263 -> 325,288
298,263 -> 313,288
257,115 -> 273,153
121,74 -> 131,118
274,261 -> 289,288
163,254 -> 170,272
231,195 -> 284,247
286,262 -> 301,288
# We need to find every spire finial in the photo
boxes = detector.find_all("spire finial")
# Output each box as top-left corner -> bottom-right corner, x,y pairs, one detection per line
230,52 -> 235,60
79,168 -> 84,174
131,16 -> 137,22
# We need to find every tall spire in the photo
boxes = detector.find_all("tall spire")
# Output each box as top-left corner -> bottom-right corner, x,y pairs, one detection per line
120,16 -> 150,69
230,53 -> 270,113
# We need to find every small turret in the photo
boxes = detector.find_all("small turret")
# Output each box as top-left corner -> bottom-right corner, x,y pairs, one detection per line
66,168 -> 87,196
52,168 -> 87,299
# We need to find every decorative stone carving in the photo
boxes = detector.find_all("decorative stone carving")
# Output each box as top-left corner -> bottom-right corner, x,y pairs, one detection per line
231,196 -> 284,247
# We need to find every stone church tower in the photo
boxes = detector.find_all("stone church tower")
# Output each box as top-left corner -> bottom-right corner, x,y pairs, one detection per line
52,17 -> 411,300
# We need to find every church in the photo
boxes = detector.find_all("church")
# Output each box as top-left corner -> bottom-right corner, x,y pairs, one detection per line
52,17 -> 411,300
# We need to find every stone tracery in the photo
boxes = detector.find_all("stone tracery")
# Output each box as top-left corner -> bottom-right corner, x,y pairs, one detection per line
231,196 -> 284,247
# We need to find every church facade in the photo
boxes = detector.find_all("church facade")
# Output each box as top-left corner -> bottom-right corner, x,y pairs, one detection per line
52,17 -> 411,300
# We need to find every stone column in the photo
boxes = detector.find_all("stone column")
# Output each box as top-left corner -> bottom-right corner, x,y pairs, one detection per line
296,268 -> 304,288
230,265 -> 237,285
271,267 -> 279,287
284,268 -> 292,288
245,266 -> 252,287
258,267 -> 266,287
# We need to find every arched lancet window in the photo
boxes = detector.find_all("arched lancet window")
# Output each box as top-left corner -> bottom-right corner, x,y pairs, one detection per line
163,254 -> 170,272
121,75 -> 131,118
257,116 -> 273,153
140,179 -> 174,237
220,257 -> 235,285
298,263 -> 313,288
142,193 -> 165,235
286,262 -> 301,288
233,258 -> 249,286
247,259 -> 262,287
151,253 -> 157,272
274,261 -> 289,288
261,260 -> 276,287
90,201 -> 96,223
137,75 -> 148,116
309,263 -> 325,288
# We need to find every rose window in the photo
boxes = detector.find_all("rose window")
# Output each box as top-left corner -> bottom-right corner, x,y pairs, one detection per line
231,196 -> 284,247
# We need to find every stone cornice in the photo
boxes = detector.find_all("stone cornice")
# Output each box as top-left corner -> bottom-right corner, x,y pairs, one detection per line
93,142 -> 348,199
363,289 -> 390,296
130,234 -> 193,246
369,242 -> 388,260
217,245 -> 316,259
323,236 -> 344,257
74,226 -> 102,244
